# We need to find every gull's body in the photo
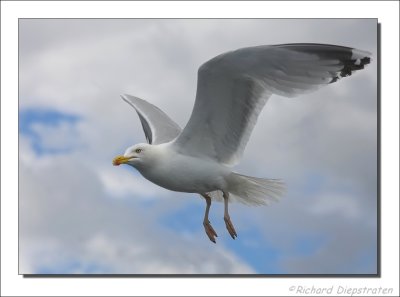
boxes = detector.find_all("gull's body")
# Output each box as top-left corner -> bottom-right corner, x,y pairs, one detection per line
134,142 -> 231,193
113,43 -> 371,242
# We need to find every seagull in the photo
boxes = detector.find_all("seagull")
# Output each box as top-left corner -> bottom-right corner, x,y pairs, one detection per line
113,44 -> 371,243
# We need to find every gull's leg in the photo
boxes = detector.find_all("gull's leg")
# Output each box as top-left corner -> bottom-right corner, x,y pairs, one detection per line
201,193 -> 218,243
223,191 -> 238,239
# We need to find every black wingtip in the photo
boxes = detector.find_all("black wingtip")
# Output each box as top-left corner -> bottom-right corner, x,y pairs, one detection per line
361,56 -> 371,65
273,43 -> 371,85
329,55 -> 371,84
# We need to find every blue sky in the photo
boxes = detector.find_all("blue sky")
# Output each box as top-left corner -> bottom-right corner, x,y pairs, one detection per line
19,108 -> 81,155
18,19 -> 377,275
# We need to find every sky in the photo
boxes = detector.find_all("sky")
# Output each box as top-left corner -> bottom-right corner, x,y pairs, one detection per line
18,19 -> 377,275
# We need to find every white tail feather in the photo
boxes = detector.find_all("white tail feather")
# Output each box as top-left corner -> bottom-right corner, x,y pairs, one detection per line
223,172 -> 286,205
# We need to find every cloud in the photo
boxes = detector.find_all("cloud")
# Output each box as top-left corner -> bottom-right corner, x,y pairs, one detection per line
98,167 -> 168,199
19,19 -> 377,274
19,135 -> 254,274
309,193 -> 362,220
19,109 -> 82,154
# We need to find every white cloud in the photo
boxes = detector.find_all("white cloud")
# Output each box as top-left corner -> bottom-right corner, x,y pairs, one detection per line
19,134 -> 254,274
98,167 -> 167,199
309,193 -> 361,220
29,120 -> 82,152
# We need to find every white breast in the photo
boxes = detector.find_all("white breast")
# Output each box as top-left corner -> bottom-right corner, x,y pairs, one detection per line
137,144 -> 231,193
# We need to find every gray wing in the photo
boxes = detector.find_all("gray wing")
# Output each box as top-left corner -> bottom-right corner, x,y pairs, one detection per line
121,94 -> 181,144
172,43 -> 371,165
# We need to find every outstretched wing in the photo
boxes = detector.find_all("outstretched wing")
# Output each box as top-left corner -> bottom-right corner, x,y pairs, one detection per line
172,43 -> 371,165
121,94 -> 181,144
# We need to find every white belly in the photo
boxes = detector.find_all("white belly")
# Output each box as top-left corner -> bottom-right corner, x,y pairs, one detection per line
137,153 -> 230,193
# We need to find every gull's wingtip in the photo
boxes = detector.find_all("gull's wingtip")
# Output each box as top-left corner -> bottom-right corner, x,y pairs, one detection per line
351,48 -> 372,59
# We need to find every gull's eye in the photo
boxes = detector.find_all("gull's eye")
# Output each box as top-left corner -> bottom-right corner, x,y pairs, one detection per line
135,148 -> 142,153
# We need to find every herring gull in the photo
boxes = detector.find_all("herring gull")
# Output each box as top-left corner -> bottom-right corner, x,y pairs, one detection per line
113,44 -> 371,243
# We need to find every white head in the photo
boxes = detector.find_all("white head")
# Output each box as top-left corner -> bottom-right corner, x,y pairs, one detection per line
113,143 -> 154,170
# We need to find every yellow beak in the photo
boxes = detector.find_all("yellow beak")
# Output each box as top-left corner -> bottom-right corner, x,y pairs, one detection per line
112,155 -> 133,166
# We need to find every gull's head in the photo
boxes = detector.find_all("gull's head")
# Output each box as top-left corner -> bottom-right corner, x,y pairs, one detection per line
113,143 -> 153,168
